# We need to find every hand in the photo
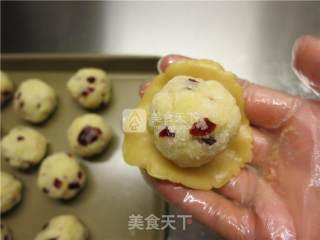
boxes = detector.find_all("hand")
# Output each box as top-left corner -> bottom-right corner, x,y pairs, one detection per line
140,36 -> 320,240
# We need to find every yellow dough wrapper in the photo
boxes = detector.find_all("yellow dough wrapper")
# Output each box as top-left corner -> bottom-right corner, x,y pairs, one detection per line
123,59 -> 252,190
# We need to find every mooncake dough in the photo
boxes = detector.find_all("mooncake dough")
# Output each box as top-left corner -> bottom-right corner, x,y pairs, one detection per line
149,75 -> 241,167
37,152 -> 86,200
0,71 -> 14,105
13,79 -> 57,123
1,126 -> 48,169
0,171 -> 22,213
67,68 -> 111,109
68,114 -> 112,157
0,223 -> 13,240
34,215 -> 89,240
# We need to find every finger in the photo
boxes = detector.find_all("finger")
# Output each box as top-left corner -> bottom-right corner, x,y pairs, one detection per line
241,80 -> 300,129
144,174 -> 255,240
219,169 -> 297,239
292,35 -> 320,94
157,54 -> 190,73
250,128 -> 272,167
139,80 -> 151,97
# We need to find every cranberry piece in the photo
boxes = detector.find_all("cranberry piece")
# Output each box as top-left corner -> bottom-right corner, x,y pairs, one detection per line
68,182 -> 80,189
188,78 -> 198,83
78,171 -> 83,179
1,91 -> 11,97
200,137 -> 216,145
42,222 -> 49,230
81,87 -> 95,97
78,126 -> 102,146
17,136 -> 25,141
159,127 -> 175,138
42,188 -> 49,194
87,76 -> 96,84
53,178 -> 62,189
19,101 -> 24,109
190,118 -> 216,137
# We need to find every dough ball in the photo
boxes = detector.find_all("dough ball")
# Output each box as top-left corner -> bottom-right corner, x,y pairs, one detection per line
37,152 -> 86,200
13,79 -> 57,123
0,71 -> 14,106
1,223 -> 13,240
1,126 -> 48,169
0,171 -> 22,213
67,68 -> 111,109
149,75 -> 241,167
68,114 -> 112,157
34,215 -> 89,240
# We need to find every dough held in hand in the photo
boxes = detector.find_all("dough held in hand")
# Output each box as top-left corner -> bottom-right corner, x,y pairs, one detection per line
67,68 -> 111,109
1,126 -> 48,170
37,152 -> 86,200
0,171 -> 22,213
68,114 -> 112,157
0,71 -> 14,106
13,79 -> 57,123
34,215 -> 89,240
149,75 -> 241,167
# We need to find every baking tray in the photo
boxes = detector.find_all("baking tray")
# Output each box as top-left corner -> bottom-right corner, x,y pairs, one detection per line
1,54 -> 166,240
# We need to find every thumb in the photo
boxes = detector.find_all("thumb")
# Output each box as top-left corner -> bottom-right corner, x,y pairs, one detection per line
292,35 -> 320,95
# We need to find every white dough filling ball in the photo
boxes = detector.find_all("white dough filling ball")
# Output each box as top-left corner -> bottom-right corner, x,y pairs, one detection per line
37,152 -> 86,200
67,68 -> 111,109
149,75 -> 241,168
34,215 -> 89,240
13,79 -> 57,123
1,126 -> 47,169
0,71 -> 14,105
0,171 -> 22,213
1,223 -> 13,240
68,114 -> 112,157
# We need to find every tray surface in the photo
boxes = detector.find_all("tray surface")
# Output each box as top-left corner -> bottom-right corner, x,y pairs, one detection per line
1,54 -> 165,240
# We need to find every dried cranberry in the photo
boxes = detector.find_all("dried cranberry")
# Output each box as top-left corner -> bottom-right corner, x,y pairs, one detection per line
188,78 -> 198,83
159,127 -> 175,138
87,76 -> 96,83
68,182 -> 80,189
53,178 -> 62,189
19,101 -> 24,109
200,137 -> 216,145
1,91 -> 11,97
42,188 -> 49,194
78,126 -> 102,146
78,171 -> 83,179
190,118 -> 216,137
42,222 -> 49,230
81,87 -> 95,97
17,136 -> 25,141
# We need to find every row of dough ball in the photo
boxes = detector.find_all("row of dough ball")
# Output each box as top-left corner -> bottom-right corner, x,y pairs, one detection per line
1,114 -> 113,170
0,68 -> 111,123
1,214 -> 88,240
